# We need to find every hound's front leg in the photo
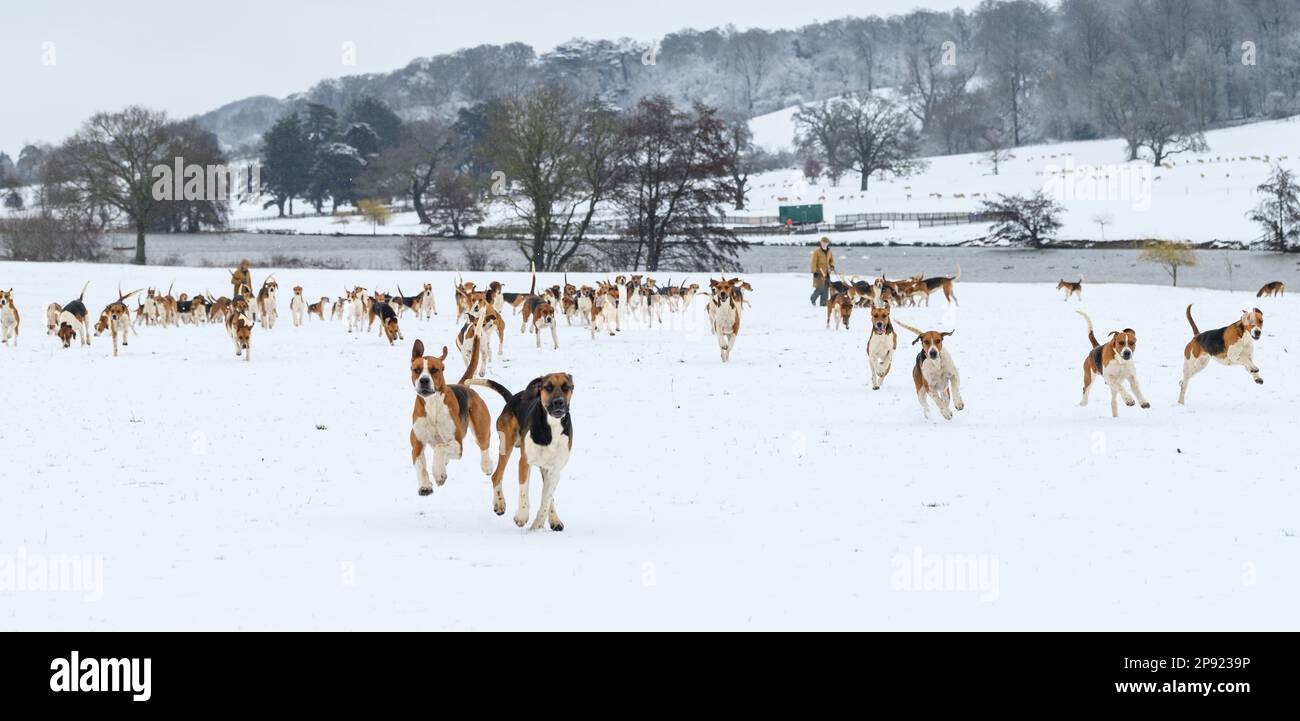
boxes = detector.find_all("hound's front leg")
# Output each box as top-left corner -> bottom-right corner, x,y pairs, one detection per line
1108,382 -> 1120,418
530,468 -> 561,531
948,372 -> 964,411
916,389 -> 931,419
550,322 -> 559,350
1244,353 -> 1263,384
513,459 -> 532,528
431,444 -> 450,486
412,433 -> 432,495
1129,374 -> 1151,409
930,389 -> 952,420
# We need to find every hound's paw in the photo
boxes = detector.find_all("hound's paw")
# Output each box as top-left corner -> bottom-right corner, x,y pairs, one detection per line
493,499 -> 506,516
955,402 -> 965,411
513,513 -> 528,528
1255,378 -> 1264,384
871,384 -> 880,390
1140,402 -> 1151,409
435,473 -> 447,487
550,521 -> 565,532
1125,399 -> 1135,407
418,487 -> 433,497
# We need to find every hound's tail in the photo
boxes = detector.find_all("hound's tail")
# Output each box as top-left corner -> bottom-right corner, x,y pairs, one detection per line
464,377 -> 514,403
1185,304 -> 1199,335
457,336 -> 481,385
529,262 -> 537,296
893,319 -> 924,337
78,281 -> 90,301
953,264 -> 961,282
1076,310 -> 1099,348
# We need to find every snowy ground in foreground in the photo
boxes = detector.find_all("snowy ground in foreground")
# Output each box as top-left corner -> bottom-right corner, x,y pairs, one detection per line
1,261 -> 1297,630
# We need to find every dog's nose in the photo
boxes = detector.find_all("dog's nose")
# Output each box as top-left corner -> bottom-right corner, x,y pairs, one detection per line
1122,350 -> 1131,359
929,349 -> 938,359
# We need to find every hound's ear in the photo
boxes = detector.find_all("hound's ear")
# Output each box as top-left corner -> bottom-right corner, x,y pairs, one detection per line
1123,328 -> 1135,335
1107,330 -> 1120,337
411,339 -> 425,360
911,335 -> 921,345
941,330 -> 955,338
565,373 -> 574,387
1253,307 -> 1262,315
439,346 -> 448,360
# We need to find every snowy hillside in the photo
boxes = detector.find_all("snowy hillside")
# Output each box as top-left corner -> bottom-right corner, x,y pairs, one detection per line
739,108 -> 1300,246
215,112 -> 1300,248
2,261 -> 1297,630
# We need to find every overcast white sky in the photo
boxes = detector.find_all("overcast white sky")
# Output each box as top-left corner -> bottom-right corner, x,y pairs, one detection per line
0,0 -> 980,154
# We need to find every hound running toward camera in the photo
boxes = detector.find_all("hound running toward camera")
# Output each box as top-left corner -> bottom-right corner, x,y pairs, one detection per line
1178,305 -> 1265,405
56,282 -> 92,349
1057,276 -> 1084,302
895,320 -> 964,421
707,277 -> 750,363
306,296 -> 328,322
825,290 -> 854,330
368,293 -> 403,346
1076,311 -> 1149,417
468,372 -> 574,531
0,289 -> 19,347
865,304 -> 897,390
94,287 -> 142,357
408,338 -> 494,498
289,286 -> 306,326
225,296 -> 254,361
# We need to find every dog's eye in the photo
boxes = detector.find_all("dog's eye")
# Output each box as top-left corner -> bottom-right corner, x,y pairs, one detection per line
545,383 -> 554,392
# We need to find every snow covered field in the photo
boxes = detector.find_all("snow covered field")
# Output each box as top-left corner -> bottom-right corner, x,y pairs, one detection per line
1,260 -> 1297,630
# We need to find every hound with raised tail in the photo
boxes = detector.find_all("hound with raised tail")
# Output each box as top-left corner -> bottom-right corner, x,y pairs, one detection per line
1178,305 -> 1265,405
94,287 -> 142,357
408,337 -> 494,498
306,297 -> 328,322
0,289 -> 19,347
917,266 -> 961,306
865,304 -> 897,389
1057,276 -> 1084,302
56,282 -> 92,349
1076,311 -> 1148,417
1256,281 -> 1285,298
289,286 -> 306,326
468,372 -> 574,531
895,320 -> 964,420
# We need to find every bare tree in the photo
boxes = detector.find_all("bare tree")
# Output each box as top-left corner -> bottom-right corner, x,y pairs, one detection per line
836,92 -> 926,191
793,100 -> 850,186
42,106 -> 171,264
1248,164 -> 1300,251
981,192 -> 1064,248
483,85 -> 613,270
366,119 -> 456,226
726,27 -> 776,113
615,96 -> 744,272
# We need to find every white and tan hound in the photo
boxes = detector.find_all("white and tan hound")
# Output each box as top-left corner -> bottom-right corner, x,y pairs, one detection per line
1178,305 -> 1265,405
408,338 -> 494,497
1077,311 -> 1149,417
896,320 -> 964,421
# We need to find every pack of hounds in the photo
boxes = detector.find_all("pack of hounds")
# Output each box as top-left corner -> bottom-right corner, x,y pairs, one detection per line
5,267 -> 752,532
817,269 -> 1284,421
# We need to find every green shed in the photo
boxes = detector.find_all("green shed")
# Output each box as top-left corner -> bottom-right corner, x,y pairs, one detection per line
779,204 -> 823,225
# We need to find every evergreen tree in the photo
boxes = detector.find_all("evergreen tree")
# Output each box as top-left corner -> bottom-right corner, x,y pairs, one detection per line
346,97 -> 402,149
259,113 -> 311,216
308,143 -> 365,212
